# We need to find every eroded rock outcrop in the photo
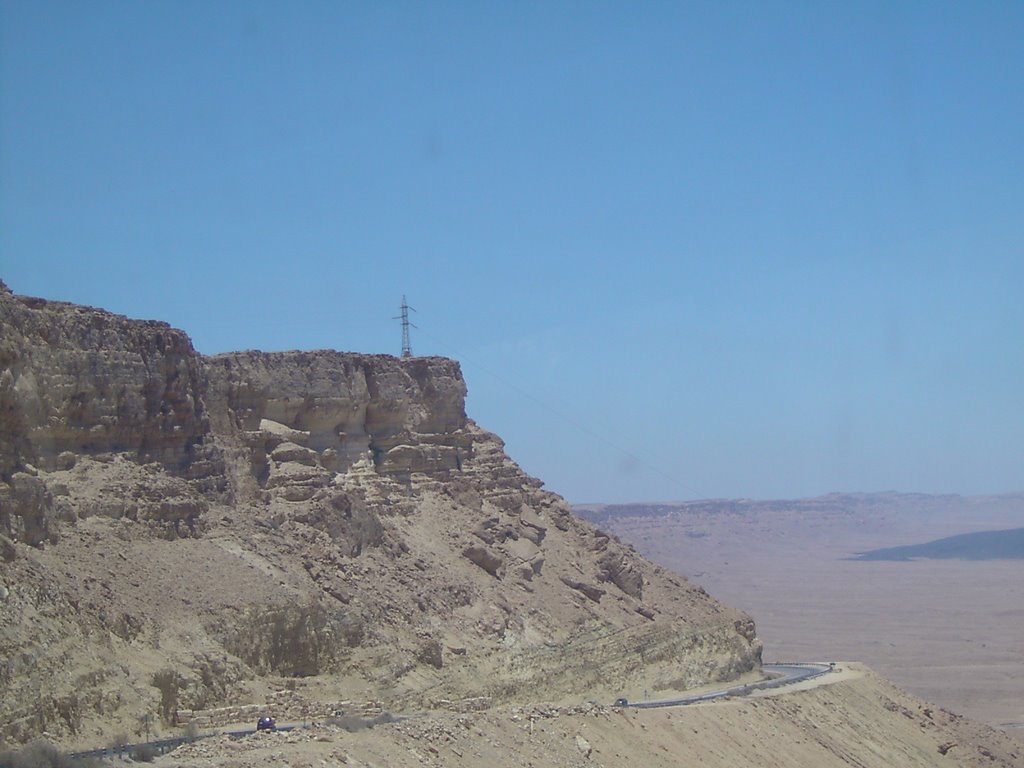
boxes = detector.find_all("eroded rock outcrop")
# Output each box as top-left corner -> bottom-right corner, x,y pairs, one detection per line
0,283 -> 761,747
0,283 -> 224,545
205,350 -> 468,481
0,284 -> 214,473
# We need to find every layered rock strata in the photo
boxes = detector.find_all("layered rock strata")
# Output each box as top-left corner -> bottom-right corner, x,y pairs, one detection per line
0,282 -> 761,746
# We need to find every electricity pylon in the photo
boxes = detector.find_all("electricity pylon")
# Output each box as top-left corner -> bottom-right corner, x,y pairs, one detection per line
394,296 -> 416,358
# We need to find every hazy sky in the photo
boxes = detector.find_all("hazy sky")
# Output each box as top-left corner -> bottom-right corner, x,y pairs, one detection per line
2,2 -> 1021,503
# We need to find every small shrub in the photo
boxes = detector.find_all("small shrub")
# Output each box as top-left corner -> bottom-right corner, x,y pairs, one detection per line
8,739 -> 64,768
108,733 -> 129,750
0,739 -> 99,768
151,669 -> 182,724
131,744 -> 156,763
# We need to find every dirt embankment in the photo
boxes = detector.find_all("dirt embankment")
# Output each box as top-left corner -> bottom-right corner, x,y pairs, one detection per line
158,665 -> 1022,768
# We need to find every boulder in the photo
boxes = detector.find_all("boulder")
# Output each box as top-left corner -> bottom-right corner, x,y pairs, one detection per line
560,576 -> 606,603
462,545 -> 505,577
596,550 -> 644,599
270,441 -> 318,466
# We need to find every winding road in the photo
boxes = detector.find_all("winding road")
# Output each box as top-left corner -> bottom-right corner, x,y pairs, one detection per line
626,662 -> 834,709
68,663 -> 833,762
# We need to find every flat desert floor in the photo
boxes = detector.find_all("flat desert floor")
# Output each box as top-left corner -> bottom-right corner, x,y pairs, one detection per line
578,494 -> 1024,735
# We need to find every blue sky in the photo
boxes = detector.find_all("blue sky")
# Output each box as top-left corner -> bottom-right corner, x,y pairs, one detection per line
2,1 -> 1021,503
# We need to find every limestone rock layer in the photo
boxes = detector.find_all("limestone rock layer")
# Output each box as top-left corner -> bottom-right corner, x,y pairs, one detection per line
0,282 -> 761,747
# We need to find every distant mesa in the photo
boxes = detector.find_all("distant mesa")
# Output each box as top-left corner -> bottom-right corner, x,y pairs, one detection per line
853,528 -> 1024,562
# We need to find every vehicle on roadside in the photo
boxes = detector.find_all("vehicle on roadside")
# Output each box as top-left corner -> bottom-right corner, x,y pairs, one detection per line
256,716 -> 276,731
613,697 -> 628,707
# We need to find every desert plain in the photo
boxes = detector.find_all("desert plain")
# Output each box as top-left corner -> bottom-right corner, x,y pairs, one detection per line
577,492 -> 1024,734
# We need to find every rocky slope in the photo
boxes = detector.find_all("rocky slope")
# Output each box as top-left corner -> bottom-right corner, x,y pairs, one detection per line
0,282 -> 760,748
153,665 -> 1023,768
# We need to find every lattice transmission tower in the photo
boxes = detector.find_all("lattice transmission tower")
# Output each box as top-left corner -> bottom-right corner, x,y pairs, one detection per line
394,295 -> 416,357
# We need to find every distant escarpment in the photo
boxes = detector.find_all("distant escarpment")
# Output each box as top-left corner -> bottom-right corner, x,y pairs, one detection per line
0,282 -> 760,747
854,527 -> 1024,561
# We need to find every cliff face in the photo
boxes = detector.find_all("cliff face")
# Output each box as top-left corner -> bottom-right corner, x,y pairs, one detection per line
0,284 -> 223,546
0,284 -> 761,747
204,350 -> 470,487
0,286 -> 212,473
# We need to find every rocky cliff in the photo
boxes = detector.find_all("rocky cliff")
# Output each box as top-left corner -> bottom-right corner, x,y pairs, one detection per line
0,282 -> 761,748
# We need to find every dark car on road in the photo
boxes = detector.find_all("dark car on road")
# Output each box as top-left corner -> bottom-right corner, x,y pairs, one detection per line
256,716 -> 276,731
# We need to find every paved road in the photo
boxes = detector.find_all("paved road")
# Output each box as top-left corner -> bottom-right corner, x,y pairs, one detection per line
67,726 -> 298,763
69,663 -> 832,761
624,662 -> 834,709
